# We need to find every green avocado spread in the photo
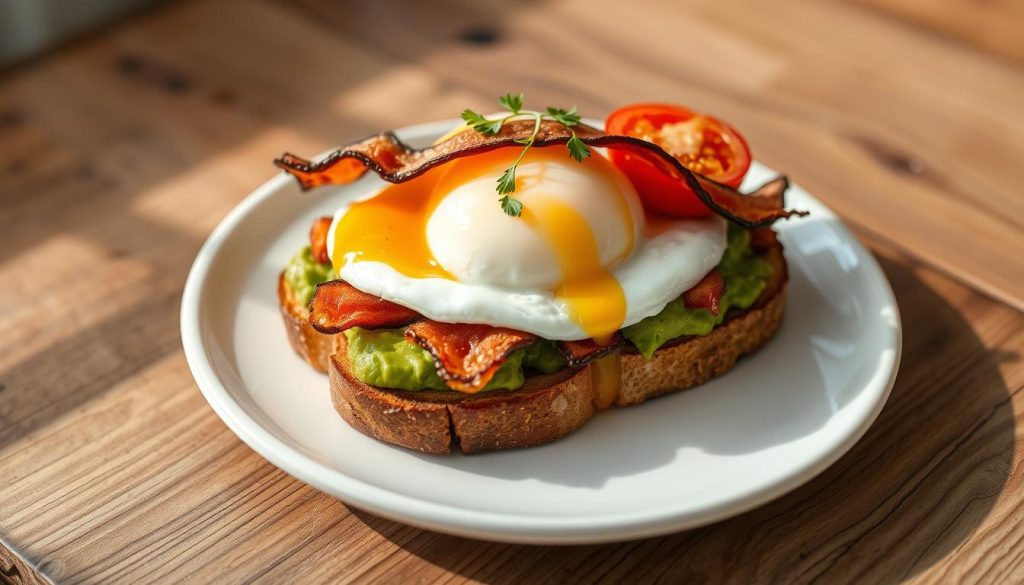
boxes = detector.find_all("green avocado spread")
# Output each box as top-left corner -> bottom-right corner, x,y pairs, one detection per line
621,225 -> 773,359
344,329 -> 566,392
284,246 -> 336,306
288,224 -> 771,392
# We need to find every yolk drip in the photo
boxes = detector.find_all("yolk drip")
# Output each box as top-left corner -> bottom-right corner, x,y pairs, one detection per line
590,353 -> 623,410
520,194 -> 627,343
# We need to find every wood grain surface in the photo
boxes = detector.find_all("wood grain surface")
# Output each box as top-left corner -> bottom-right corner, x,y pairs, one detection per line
0,0 -> 1022,583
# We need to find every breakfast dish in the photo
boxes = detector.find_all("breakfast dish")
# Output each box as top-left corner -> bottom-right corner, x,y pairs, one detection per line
273,98 -> 806,454
181,122 -> 899,540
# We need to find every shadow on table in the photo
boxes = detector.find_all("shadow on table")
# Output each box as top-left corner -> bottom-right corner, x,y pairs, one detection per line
351,249 -> 1019,583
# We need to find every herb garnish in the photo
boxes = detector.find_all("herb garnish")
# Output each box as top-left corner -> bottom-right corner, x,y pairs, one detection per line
461,93 -> 592,217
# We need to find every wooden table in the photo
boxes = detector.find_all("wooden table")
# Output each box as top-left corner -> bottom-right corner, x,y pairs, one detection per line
1,0 -> 1022,582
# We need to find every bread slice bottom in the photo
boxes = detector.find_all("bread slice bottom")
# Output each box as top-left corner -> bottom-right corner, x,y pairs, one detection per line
280,245 -> 787,454
278,275 -> 344,373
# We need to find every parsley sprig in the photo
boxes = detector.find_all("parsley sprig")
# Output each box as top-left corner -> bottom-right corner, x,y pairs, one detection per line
461,93 -> 592,217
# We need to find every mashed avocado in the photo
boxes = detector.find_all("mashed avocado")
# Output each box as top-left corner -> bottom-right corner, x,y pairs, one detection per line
521,339 -> 568,374
621,225 -> 773,359
344,328 -> 567,392
284,246 -> 336,306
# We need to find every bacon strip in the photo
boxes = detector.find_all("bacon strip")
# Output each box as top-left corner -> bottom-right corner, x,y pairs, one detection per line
742,180 -> 786,252
309,216 -> 332,264
308,280 -> 420,334
557,334 -> 625,368
683,269 -> 726,316
405,322 -> 537,393
275,120 -> 806,228
748,226 -> 779,252
748,176 -> 788,201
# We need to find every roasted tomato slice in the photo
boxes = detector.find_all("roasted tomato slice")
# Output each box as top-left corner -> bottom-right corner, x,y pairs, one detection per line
605,104 -> 752,217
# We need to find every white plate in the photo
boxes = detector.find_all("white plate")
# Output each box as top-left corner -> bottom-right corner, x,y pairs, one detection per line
181,120 -> 901,544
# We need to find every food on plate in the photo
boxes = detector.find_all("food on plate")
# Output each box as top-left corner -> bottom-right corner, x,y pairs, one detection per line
275,95 -> 806,454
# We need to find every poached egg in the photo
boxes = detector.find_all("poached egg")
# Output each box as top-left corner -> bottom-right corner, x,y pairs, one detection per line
326,144 -> 726,341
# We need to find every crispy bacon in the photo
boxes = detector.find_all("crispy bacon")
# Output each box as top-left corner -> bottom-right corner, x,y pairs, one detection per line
309,216 -> 332,264
557,334 -> 625,367
748,176 -> 788,201
308,280 -> 420,333
405,322 -> 537,393
748,227 -> 779,252
275,120 -> 807,228
683,269 -> 726,316
745,178 -> 785,251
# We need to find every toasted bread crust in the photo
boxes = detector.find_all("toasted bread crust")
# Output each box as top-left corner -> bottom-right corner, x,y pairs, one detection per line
619,282 -> 785,406
280,244 -> 788,454
278,274 -> 342,373
330,345 -> 595,454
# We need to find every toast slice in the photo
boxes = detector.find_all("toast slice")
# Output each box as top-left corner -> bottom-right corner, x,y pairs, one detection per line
277,274 -> 343,373
280,245 -> 787,454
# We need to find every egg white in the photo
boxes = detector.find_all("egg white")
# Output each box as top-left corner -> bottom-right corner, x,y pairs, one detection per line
328,206 -> 727,340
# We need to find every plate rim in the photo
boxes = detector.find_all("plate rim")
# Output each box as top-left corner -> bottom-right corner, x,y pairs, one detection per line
181,119 -> 902,544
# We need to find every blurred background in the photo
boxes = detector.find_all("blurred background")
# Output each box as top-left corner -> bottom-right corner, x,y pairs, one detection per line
3,0 -> 1022,66
0,0 -> 166,65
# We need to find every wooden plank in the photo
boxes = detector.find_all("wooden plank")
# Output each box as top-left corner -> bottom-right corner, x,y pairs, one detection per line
853,0 -> 1024,64
0,0 -> 1022,582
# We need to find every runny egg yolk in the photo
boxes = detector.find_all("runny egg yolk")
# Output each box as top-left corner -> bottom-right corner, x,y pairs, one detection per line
330,164 -> 454,280
331,146 -> 641,341
519,195 -> 627,344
